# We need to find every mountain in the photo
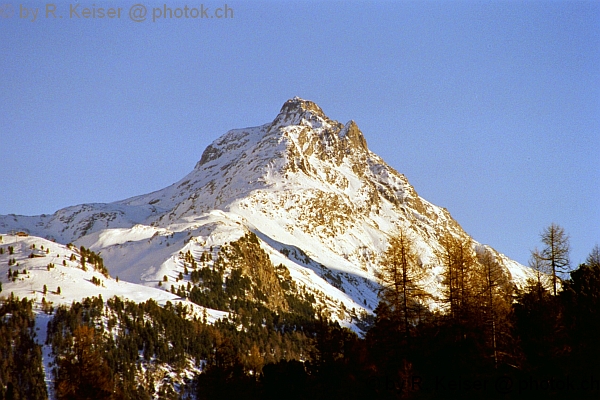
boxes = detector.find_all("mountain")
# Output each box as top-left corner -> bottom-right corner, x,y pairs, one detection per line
0,97 -> 536,332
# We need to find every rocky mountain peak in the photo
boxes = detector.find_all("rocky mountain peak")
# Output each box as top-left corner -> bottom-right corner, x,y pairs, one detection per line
271,97 -> 331,128
196,98 -> 369,174
280,97 -> 326,117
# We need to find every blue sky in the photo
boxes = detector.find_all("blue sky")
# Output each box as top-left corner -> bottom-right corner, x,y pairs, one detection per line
1,1 -> 598,267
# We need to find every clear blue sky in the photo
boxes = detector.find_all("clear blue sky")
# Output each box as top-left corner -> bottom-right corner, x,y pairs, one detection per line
1,1 -> 598,267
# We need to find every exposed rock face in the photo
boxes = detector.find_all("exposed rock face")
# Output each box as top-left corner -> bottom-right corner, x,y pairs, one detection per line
272,98 -> 368,172
219,233 -> 289,311
274,97 -> 330,127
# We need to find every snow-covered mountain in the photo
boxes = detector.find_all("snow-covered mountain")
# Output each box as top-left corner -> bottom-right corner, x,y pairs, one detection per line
0,97 -> 536,331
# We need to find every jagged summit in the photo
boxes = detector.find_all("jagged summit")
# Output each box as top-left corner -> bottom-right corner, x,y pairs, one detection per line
280,97 -> 325,115
270,97 -> 369,162
270,96 -> 336,132
274,97 -> 329,126
197,97 -> 332,169
196,97 -> 368,174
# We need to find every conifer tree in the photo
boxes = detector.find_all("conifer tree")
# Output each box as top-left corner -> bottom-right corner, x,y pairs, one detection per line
528,247 -> 550,301
376,228 -> 427,339
586,244 -> 600,269
540,223 -> 570,295
437,233 -> 478,324
476,247 -> 513,368
560,252 -> 600,374
55,325 -> 114,400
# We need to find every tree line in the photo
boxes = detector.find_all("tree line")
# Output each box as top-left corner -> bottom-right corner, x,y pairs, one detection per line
1,224 -> 598,399
367,223 -> 600,398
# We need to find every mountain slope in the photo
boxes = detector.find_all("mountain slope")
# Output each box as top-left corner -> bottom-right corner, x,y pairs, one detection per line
0,233 -> 227,322
0,97 -> 536,331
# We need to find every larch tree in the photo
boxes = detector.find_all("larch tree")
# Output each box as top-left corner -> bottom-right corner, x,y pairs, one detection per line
437,233 -> 478,324
476,247 -> 513,368
528,247 -> 551,301
540,223 -> 570,296
585,244 -> 600,269
56,325 -> 115,400
376,228 -> 427,339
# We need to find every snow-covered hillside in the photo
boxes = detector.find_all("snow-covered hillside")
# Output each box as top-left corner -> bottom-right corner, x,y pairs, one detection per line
0,97 -> 537,332
0,233 -> 227,322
